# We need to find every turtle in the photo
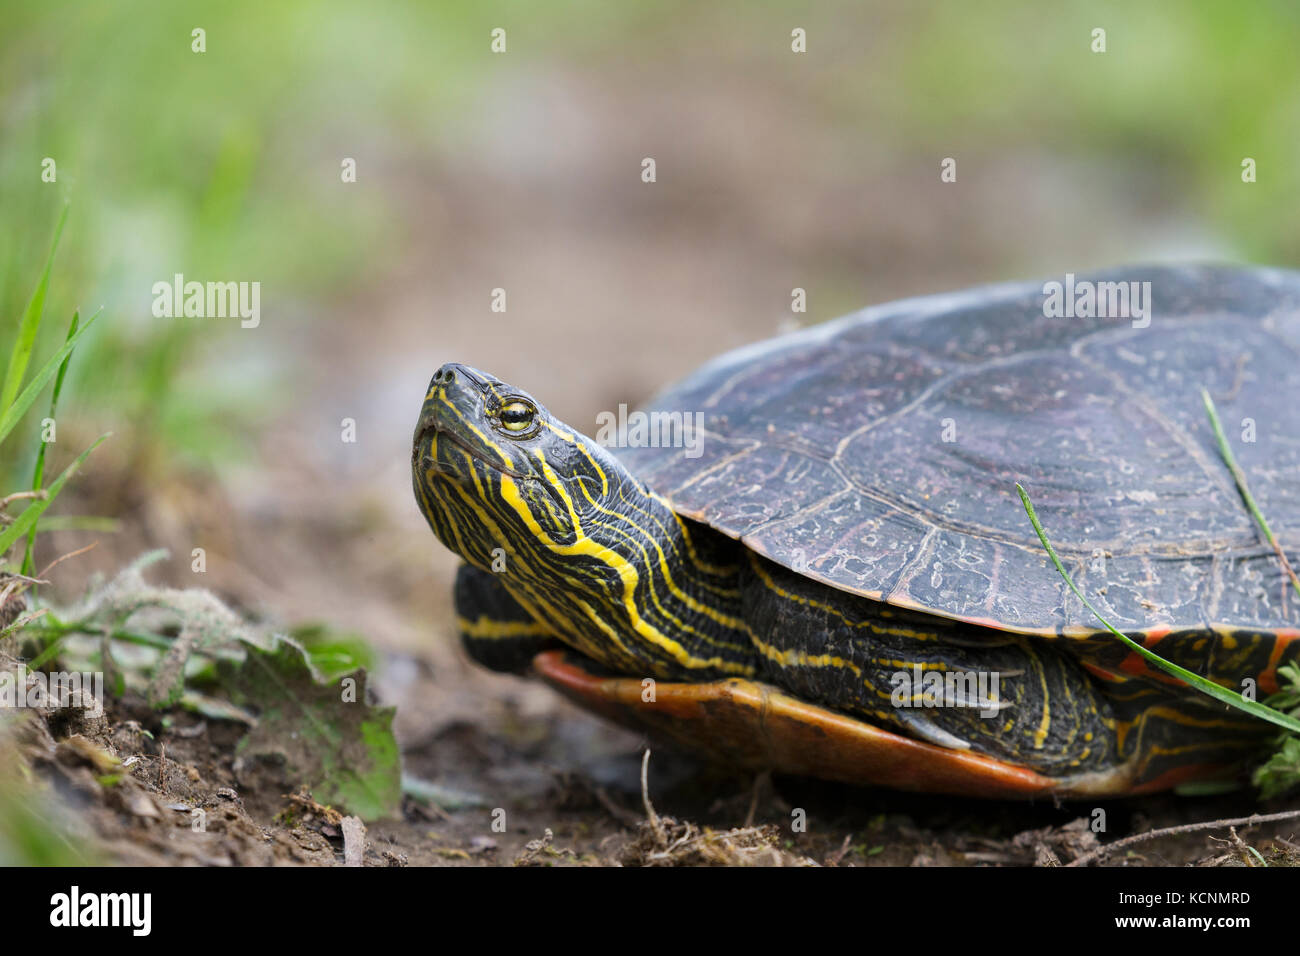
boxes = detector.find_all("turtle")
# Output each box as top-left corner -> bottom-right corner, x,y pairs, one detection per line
411,265 -> 1300,799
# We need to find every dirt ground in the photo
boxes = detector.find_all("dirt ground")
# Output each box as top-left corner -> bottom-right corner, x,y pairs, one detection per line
9,629 -> 1300,867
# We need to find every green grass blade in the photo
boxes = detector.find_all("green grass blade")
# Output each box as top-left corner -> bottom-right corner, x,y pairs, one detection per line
34,515 -> 121,533
0,433 -> 109,562
1201,388 -> 1300,601
0,204 -> 70,412
0,306 -> 101,449
1017,483 -> 1300,736
22,311 -> 80,576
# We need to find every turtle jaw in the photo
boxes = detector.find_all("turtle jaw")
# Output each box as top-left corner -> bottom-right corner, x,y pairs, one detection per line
414,420 -> 530,484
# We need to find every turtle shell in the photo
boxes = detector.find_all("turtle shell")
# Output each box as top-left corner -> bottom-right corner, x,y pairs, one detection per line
617,265 -> 1300,640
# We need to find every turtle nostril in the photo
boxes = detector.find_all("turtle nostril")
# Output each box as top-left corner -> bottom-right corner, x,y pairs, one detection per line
440,367 -> 456,385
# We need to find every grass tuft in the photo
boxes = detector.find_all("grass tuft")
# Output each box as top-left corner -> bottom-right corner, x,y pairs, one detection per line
21,311 -> 81,577
0,204 -> 69,413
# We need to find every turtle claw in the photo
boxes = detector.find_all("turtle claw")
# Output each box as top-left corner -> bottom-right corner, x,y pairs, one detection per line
891,709 -> 975,752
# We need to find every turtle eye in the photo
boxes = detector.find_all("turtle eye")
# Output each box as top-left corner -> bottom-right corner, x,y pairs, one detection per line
497,400 -> 537,434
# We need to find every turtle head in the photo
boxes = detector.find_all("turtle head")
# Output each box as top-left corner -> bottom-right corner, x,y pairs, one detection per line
413,362 -> 750,679
412,362 -> 626,572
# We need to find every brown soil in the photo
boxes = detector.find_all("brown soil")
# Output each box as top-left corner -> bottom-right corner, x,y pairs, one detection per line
7,623 -> 1300,868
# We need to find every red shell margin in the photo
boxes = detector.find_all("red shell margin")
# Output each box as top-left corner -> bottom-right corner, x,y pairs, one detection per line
534,651 -> 1229,799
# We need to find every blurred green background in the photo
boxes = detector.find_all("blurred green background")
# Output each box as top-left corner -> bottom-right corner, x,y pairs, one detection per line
2,0 -> 1299,633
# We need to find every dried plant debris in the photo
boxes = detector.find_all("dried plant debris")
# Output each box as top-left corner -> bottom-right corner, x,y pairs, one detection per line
513,828 -> 579,866
619,817 -> 816,867
277,789 -> 346,830
341,816 -> 367,867
617,751 -> 817,867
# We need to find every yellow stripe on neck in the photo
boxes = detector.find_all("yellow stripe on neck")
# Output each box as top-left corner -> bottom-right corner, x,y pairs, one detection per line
498,471 -> 752,676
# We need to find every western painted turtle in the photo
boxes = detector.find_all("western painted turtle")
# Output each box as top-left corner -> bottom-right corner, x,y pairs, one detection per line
412,265 -> 1300,798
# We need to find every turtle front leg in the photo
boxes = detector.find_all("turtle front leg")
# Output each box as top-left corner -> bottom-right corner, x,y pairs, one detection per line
454,563 -> 559,673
